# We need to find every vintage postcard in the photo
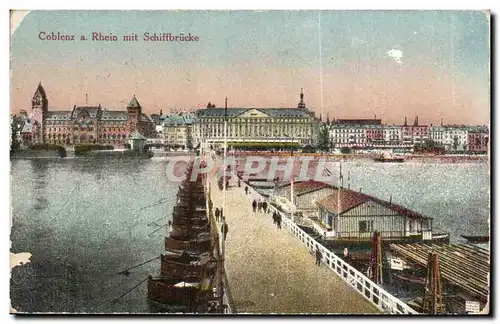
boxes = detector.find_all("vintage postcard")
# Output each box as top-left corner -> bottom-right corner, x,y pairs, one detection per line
9,10 -> 490,315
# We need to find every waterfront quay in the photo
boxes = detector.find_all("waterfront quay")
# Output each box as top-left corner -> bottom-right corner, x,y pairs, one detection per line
208,173 -> 379,314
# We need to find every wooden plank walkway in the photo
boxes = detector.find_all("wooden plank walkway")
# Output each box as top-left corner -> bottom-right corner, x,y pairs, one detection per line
209,175 -> 379,314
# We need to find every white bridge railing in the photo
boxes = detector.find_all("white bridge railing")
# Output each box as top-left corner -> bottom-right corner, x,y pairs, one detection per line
264,200 -> 418,314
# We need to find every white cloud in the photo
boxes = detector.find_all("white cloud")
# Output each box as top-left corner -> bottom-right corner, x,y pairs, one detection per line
387,49 -> 403,64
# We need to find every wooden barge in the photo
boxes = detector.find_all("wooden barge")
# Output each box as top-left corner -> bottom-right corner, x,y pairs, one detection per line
147,159 -> 217,313
389,243 -> 490,313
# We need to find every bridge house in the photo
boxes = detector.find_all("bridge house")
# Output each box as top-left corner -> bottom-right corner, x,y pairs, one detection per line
314,188 -> 434,241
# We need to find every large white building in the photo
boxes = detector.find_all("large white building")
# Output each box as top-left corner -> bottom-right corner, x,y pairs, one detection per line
429,125 -> 469,152
383,125 -> 402,146
160,113 -> 197,149
192,90 -> 319,148
329,123 -> 368,147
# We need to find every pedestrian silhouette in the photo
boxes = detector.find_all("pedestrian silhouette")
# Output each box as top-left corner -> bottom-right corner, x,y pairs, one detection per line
221,222 -> 229,241
215,207 -> 220,222
252,199 -> 257,213
316,247 -> 322,266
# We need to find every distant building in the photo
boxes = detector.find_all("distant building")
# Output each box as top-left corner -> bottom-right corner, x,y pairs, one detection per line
23,82 -> 155,146
467,126 -> 489,153
192,89 -> 319,148
161,112 -> 197,148
400,116 -> 429,146
329,122 -> 368,148
429,125 -> 469,152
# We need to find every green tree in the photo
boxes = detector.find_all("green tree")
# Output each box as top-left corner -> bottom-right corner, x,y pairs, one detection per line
10,118 -> 20,152
340,147 -> 351,154
453,136 -> 459,151
317,124 -> 330,151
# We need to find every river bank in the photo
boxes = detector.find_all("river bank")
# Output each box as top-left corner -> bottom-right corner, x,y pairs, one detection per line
231,151 -> 488,164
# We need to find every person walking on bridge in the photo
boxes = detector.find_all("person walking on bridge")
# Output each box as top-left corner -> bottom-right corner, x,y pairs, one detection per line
215,207 -> 220,222
245,186 -> 249,195
262,201 -> 268,213
221,221 -> 229,241
252,199 -> 257,213
315,247 -> 322,266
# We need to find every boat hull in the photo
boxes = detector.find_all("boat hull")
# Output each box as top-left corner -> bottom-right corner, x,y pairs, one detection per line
172,215 -> 208,227
160,254 -> 215,278
373,158 -> 405,163
147,278 -> 212,308
165,237 -> 212,254
461,235 -> 489,243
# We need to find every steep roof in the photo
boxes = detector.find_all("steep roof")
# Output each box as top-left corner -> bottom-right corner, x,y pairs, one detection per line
33,82 -> 47,99
316,188 -> 429,220
316,189 -> 369,214
71,106 -> 102,119
127,95 -> 142,109
140,113 -> 153,123
21,122 -> 33,133
196,108 -> 313,118
130,130 -> 146,140
101,110 -> 128,121
278,180 -> 331,196
163,113 -> 197,126
45,111 -> 72,120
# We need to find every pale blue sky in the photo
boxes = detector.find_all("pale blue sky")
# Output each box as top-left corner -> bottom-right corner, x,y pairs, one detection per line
11,10 -> 490,124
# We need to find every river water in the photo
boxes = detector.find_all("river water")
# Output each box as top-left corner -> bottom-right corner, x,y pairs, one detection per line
10,157 -> 490,313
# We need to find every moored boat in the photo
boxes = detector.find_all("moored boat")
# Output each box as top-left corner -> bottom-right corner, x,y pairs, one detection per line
373,155 -> 405,163
460,235 -> 489,243
147,275 -> 214,310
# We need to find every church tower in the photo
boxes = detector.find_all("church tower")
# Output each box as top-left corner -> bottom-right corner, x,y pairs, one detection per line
297,88 -> 306,109
127,95 -> 142,132
32,82 -> 48,142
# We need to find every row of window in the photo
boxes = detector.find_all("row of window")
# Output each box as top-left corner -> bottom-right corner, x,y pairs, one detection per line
200,118 -> 311,123
46,126 -> 128,132
45,139 -> 127,144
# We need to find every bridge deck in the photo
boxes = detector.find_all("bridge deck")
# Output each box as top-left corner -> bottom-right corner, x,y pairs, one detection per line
209,175 -> 380,314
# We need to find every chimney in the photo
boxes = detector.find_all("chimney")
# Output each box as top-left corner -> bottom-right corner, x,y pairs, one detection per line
160,109 -> 163,116
359,187 -> 362,193
404,116 -> 407,126
441,118 -> 443,126
389,195 -> 392,203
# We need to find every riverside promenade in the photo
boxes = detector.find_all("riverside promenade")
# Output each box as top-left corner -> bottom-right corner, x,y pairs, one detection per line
209,175 -> 380,314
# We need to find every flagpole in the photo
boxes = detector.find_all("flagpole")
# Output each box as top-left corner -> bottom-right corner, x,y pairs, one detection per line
219,97 -> 228,313
290,140 -> 294,225
338,159 -> 342,226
